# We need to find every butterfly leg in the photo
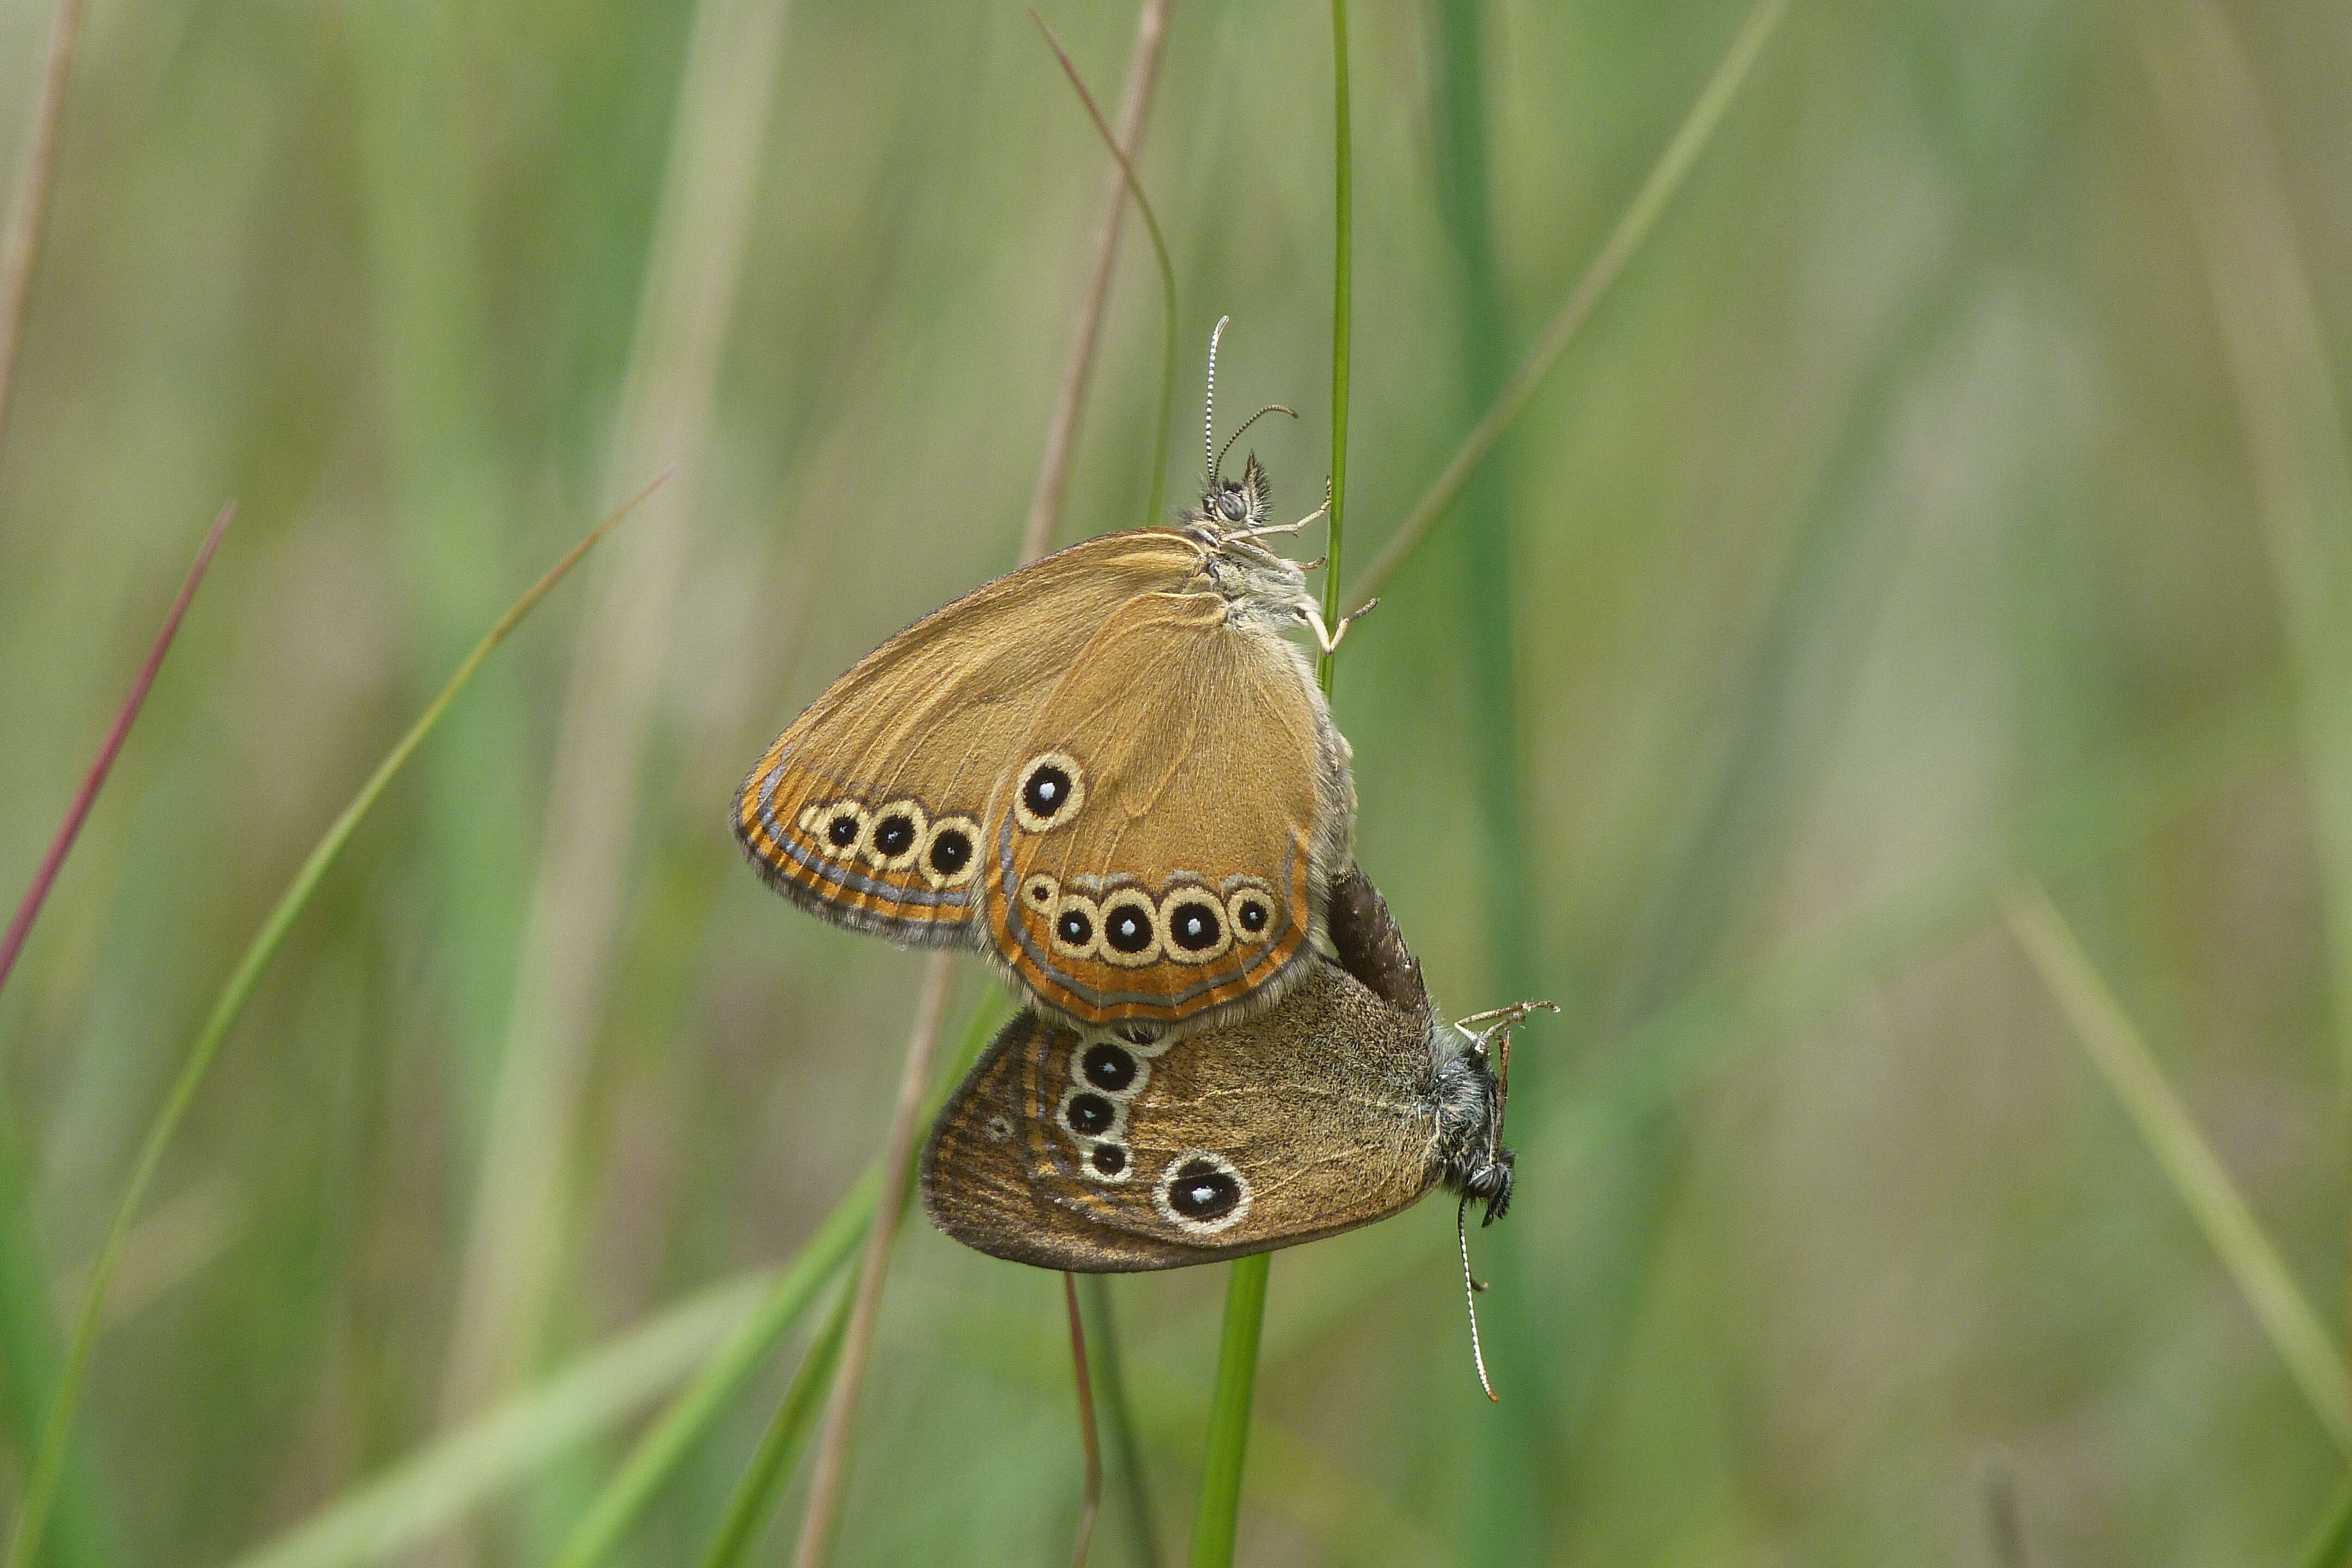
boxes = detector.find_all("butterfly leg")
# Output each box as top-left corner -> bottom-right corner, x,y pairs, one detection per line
1300,596 -> 1378,656
1226,477 -> 1332,544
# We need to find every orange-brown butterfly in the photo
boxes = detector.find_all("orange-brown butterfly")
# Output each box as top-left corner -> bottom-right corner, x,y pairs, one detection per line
735,322 -> 1370,1031
921,868 -> 1553,1394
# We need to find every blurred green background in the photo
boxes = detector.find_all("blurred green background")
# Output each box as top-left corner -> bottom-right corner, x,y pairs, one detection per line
4,0 -> 2352,1562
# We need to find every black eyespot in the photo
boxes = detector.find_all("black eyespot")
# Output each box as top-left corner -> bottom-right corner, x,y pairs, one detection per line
1168,1158 -> 1241,1221
825,814 -> 859,848
1105,906 -> 1153,954
1091,1144 -> 1127,1176
1056,909 -> 1094,946
1066,1093 -> 1116,1135
1116,1024 -> 1159,1047
927,829 -> 971,875
872,814 -> 916,856
1168,900 -> 1221,952
1023,765 -> 1071,818
1235,898 -> 1269,934
1082,1043 -> 1136,1093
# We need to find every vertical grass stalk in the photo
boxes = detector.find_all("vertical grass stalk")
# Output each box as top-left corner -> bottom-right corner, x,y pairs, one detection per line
0,0 -> 85,453
693,1282 -> 856,1568
1063,1273 -> 1104,1568
1,475 -> 665,1568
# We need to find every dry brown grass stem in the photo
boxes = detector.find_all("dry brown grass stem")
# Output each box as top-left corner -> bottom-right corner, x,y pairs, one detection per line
1063,1272 -> 1103,1568
1020,0 -> 1172,564
0,0 -> 87,454
786,954 -> 954,1568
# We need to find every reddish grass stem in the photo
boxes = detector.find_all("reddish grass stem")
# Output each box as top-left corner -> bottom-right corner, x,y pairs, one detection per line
0,501 -> 233,998
1065,1272 -> 1103,1568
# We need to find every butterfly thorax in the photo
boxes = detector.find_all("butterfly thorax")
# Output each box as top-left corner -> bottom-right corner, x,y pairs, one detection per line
1429,1021 -> 1514,1223
1179,454 -> 1321,637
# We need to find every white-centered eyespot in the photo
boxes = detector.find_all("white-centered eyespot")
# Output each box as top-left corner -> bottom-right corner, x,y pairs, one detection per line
1157,887 -> 1233,964
1013,751 -> 1087,834
1094,890 -> 1162,967
861,799 -> 928,872
1048,892 -> 1103,960
1072,1037 -> 1147,1101
1082,1140 -> 1132,1183
1057,1083 -> 1125,1144
920,815 -> 981,887
806,800 -> 868,859
1224,880 -> 1277,944
1153,1150 -> 1251,1235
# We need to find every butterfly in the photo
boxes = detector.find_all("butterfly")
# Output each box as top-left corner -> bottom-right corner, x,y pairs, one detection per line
735,322 -> 1371,1031
920,866 -> 1554,1390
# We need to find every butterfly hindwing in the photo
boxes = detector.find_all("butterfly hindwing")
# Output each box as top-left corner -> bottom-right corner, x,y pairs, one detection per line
921,958 -> 1443,1272
981,590 -> 1352,1028
735,532 -> 1209,943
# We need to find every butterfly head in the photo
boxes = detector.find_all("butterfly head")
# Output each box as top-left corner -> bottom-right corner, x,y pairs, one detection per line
1195,452 -> 1275,533
1438,1001 -> 1557,1226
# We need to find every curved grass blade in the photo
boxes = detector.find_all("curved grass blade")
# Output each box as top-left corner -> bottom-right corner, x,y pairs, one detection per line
2299,1472 -> 2352,1568
226,1270 -> 769,1568
0,0 -> 86,450
2,470 -> 670,1568
548,1173 -> 874,1568
0,501 -> 232,997
2002,884 -> 2352,1450
1345,0 -> 1792,613
1030,9 -> 1180,534
694,1282 -> 854,1568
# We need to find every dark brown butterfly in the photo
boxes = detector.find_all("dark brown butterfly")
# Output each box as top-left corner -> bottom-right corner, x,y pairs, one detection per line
920,868 -> 1553,1391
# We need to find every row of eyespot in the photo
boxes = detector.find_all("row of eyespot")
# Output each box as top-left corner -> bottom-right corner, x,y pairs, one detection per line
1018,874 -> 1277,968
1054,1033 -> 1250,1230
795,798 -> 980,887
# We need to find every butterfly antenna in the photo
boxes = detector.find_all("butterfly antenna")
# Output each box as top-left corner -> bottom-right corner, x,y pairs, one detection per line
1459,1194 -> 1498,1402
1204,315 -> 1230,483
1211,403 -> 1298,487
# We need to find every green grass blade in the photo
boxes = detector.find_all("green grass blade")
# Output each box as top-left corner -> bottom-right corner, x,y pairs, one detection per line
695,1283 -> 855,1568
2299,1473 -> 2352,1568
1345,0 -> 1791,613
1079,1274 -> 1161,1568
1186,1248 -> 1269,1568
547,1171 -> 874,1568
1315,0 -> 1351,702
225,1270 -> 770,1568
1,472 -> 668,1568
2002,884 -> 2352,1450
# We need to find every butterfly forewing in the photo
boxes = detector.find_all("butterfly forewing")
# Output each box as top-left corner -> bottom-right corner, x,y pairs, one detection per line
736,532 -> 1210,943
982,590 -> 1351,1028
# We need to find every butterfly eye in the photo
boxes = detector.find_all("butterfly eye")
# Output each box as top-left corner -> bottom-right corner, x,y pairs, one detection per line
1216,489 -> 1248,521
1013,752 -> 1087,833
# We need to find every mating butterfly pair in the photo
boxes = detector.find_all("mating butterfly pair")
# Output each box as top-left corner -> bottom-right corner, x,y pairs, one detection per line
735,339 -> 1547,1288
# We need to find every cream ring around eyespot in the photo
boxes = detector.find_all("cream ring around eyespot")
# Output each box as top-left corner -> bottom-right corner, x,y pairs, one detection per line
1020,873 -> 1059,914
1153,1150 -> 1252,1236
1070,1036 -> 1149,1102
1223,880 -> 1277,945
803,800 -> 869,860
919,815 -> 981,887
1079,1138 -> 1134,1184
860,799 -> 928,873
1057,1082 -> 1126,1145
1048,892 -> 1103,960
1092,889 -> 1163,968
1012,751 -> 1087,834
1157,887 -> 1234,965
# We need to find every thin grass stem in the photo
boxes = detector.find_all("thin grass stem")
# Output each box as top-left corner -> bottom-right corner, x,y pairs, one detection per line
1344,0 -> 1790,614
2001,884 -> 2352,1451
1064,1274 -> 1103,1568
0,501 -> 232,997
0,0 -> 84,455
1022,0 -> 1173,559
1,472 -> 667,1568
1030,9 -> 1180,535
693,1281 -> 856,1568
1189,10 -> 1351,1559
1079,1275 -> 1161,1568
787,955 -> 956,1568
